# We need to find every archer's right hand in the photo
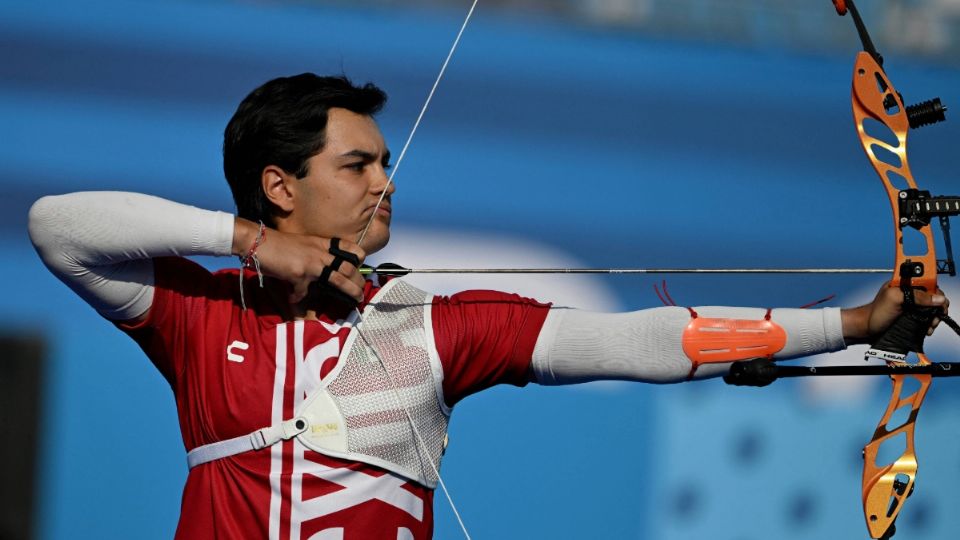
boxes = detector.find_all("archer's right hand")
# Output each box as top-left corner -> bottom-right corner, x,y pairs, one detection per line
233,218 -> 366,304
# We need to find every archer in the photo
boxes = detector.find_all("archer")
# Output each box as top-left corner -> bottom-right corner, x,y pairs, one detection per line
28,73 -> 948,539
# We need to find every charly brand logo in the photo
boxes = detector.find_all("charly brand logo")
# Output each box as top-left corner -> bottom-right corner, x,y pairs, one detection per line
226,340 -> 249,363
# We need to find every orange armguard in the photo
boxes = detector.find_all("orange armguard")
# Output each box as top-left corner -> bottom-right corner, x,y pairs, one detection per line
681,307 -> 787,380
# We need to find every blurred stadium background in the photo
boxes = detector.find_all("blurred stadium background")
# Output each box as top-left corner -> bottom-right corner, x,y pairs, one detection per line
2,0 -> 960,538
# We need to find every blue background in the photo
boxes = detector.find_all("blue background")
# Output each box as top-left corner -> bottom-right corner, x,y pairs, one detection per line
3,1 -> 960,538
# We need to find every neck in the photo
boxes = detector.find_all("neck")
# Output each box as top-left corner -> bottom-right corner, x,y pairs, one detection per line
281,287 -> 357,322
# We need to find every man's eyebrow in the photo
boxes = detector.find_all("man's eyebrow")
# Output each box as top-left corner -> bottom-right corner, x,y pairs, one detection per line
338,149 -> 392,166
339,149 -> 378,161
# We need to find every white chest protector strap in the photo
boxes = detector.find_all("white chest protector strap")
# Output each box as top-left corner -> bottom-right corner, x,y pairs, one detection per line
186,279 -> 451,489
186,417 -> 309,468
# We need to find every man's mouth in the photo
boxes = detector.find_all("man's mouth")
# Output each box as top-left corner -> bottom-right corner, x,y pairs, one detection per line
366,202 -> 391,218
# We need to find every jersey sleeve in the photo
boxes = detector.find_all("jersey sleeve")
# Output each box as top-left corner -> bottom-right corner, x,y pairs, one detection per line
113,257 -> 219,385
431,290 -> 551,406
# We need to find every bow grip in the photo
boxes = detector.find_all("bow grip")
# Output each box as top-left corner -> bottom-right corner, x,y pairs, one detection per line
868,304 -> 939,361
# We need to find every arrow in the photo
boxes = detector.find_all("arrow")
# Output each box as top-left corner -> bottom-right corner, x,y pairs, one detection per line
359,264 -> 891,276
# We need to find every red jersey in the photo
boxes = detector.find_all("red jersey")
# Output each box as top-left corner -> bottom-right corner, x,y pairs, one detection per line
118,257 -> 549,539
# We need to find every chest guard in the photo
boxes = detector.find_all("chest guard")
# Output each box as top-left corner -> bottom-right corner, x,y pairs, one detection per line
186,279 -> 451,489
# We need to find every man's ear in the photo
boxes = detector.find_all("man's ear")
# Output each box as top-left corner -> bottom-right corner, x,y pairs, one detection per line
261,166 -> 295,213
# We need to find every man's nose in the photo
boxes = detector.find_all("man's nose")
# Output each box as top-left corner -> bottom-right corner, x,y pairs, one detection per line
374,168 -> 395,195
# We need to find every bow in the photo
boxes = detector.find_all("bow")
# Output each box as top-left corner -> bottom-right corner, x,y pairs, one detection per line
834,2 -> 953,537
728,2 -> 958,538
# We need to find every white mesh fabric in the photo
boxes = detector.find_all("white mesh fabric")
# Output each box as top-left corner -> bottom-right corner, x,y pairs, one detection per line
323,279 -> 449,488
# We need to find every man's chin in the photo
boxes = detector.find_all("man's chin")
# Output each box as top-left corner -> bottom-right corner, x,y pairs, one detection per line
360,230 -> 390,255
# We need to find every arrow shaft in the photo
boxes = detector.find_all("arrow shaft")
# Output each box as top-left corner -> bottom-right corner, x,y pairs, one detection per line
360,267 -> 891,275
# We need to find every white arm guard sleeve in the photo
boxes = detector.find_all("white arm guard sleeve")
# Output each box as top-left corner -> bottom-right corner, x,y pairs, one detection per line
28,192 -> 234,320
530,306 -> 846,384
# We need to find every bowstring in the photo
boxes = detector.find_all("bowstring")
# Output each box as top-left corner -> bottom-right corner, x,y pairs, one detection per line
353,2 -> 480,538
357,0 -> 480,247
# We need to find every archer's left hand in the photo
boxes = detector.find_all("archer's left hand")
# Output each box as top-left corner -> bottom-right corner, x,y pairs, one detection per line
841,283 -> 949,344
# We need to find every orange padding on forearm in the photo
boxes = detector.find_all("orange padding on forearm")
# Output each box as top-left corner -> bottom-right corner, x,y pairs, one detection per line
682,308 -> 786,379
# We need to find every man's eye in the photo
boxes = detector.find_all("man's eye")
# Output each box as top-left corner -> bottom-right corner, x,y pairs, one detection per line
384,162 -> 394,171
347,162 -> 365,171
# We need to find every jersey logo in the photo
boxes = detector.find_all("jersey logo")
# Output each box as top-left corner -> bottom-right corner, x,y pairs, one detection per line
226,340 -> 250,363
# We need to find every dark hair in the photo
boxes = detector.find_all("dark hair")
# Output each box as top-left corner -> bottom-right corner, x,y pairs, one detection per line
223,73 -> 387,225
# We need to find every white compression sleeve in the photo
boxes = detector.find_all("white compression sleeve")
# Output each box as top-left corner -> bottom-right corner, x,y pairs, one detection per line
530,306 -> 846,384
28,192 -> 234,320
